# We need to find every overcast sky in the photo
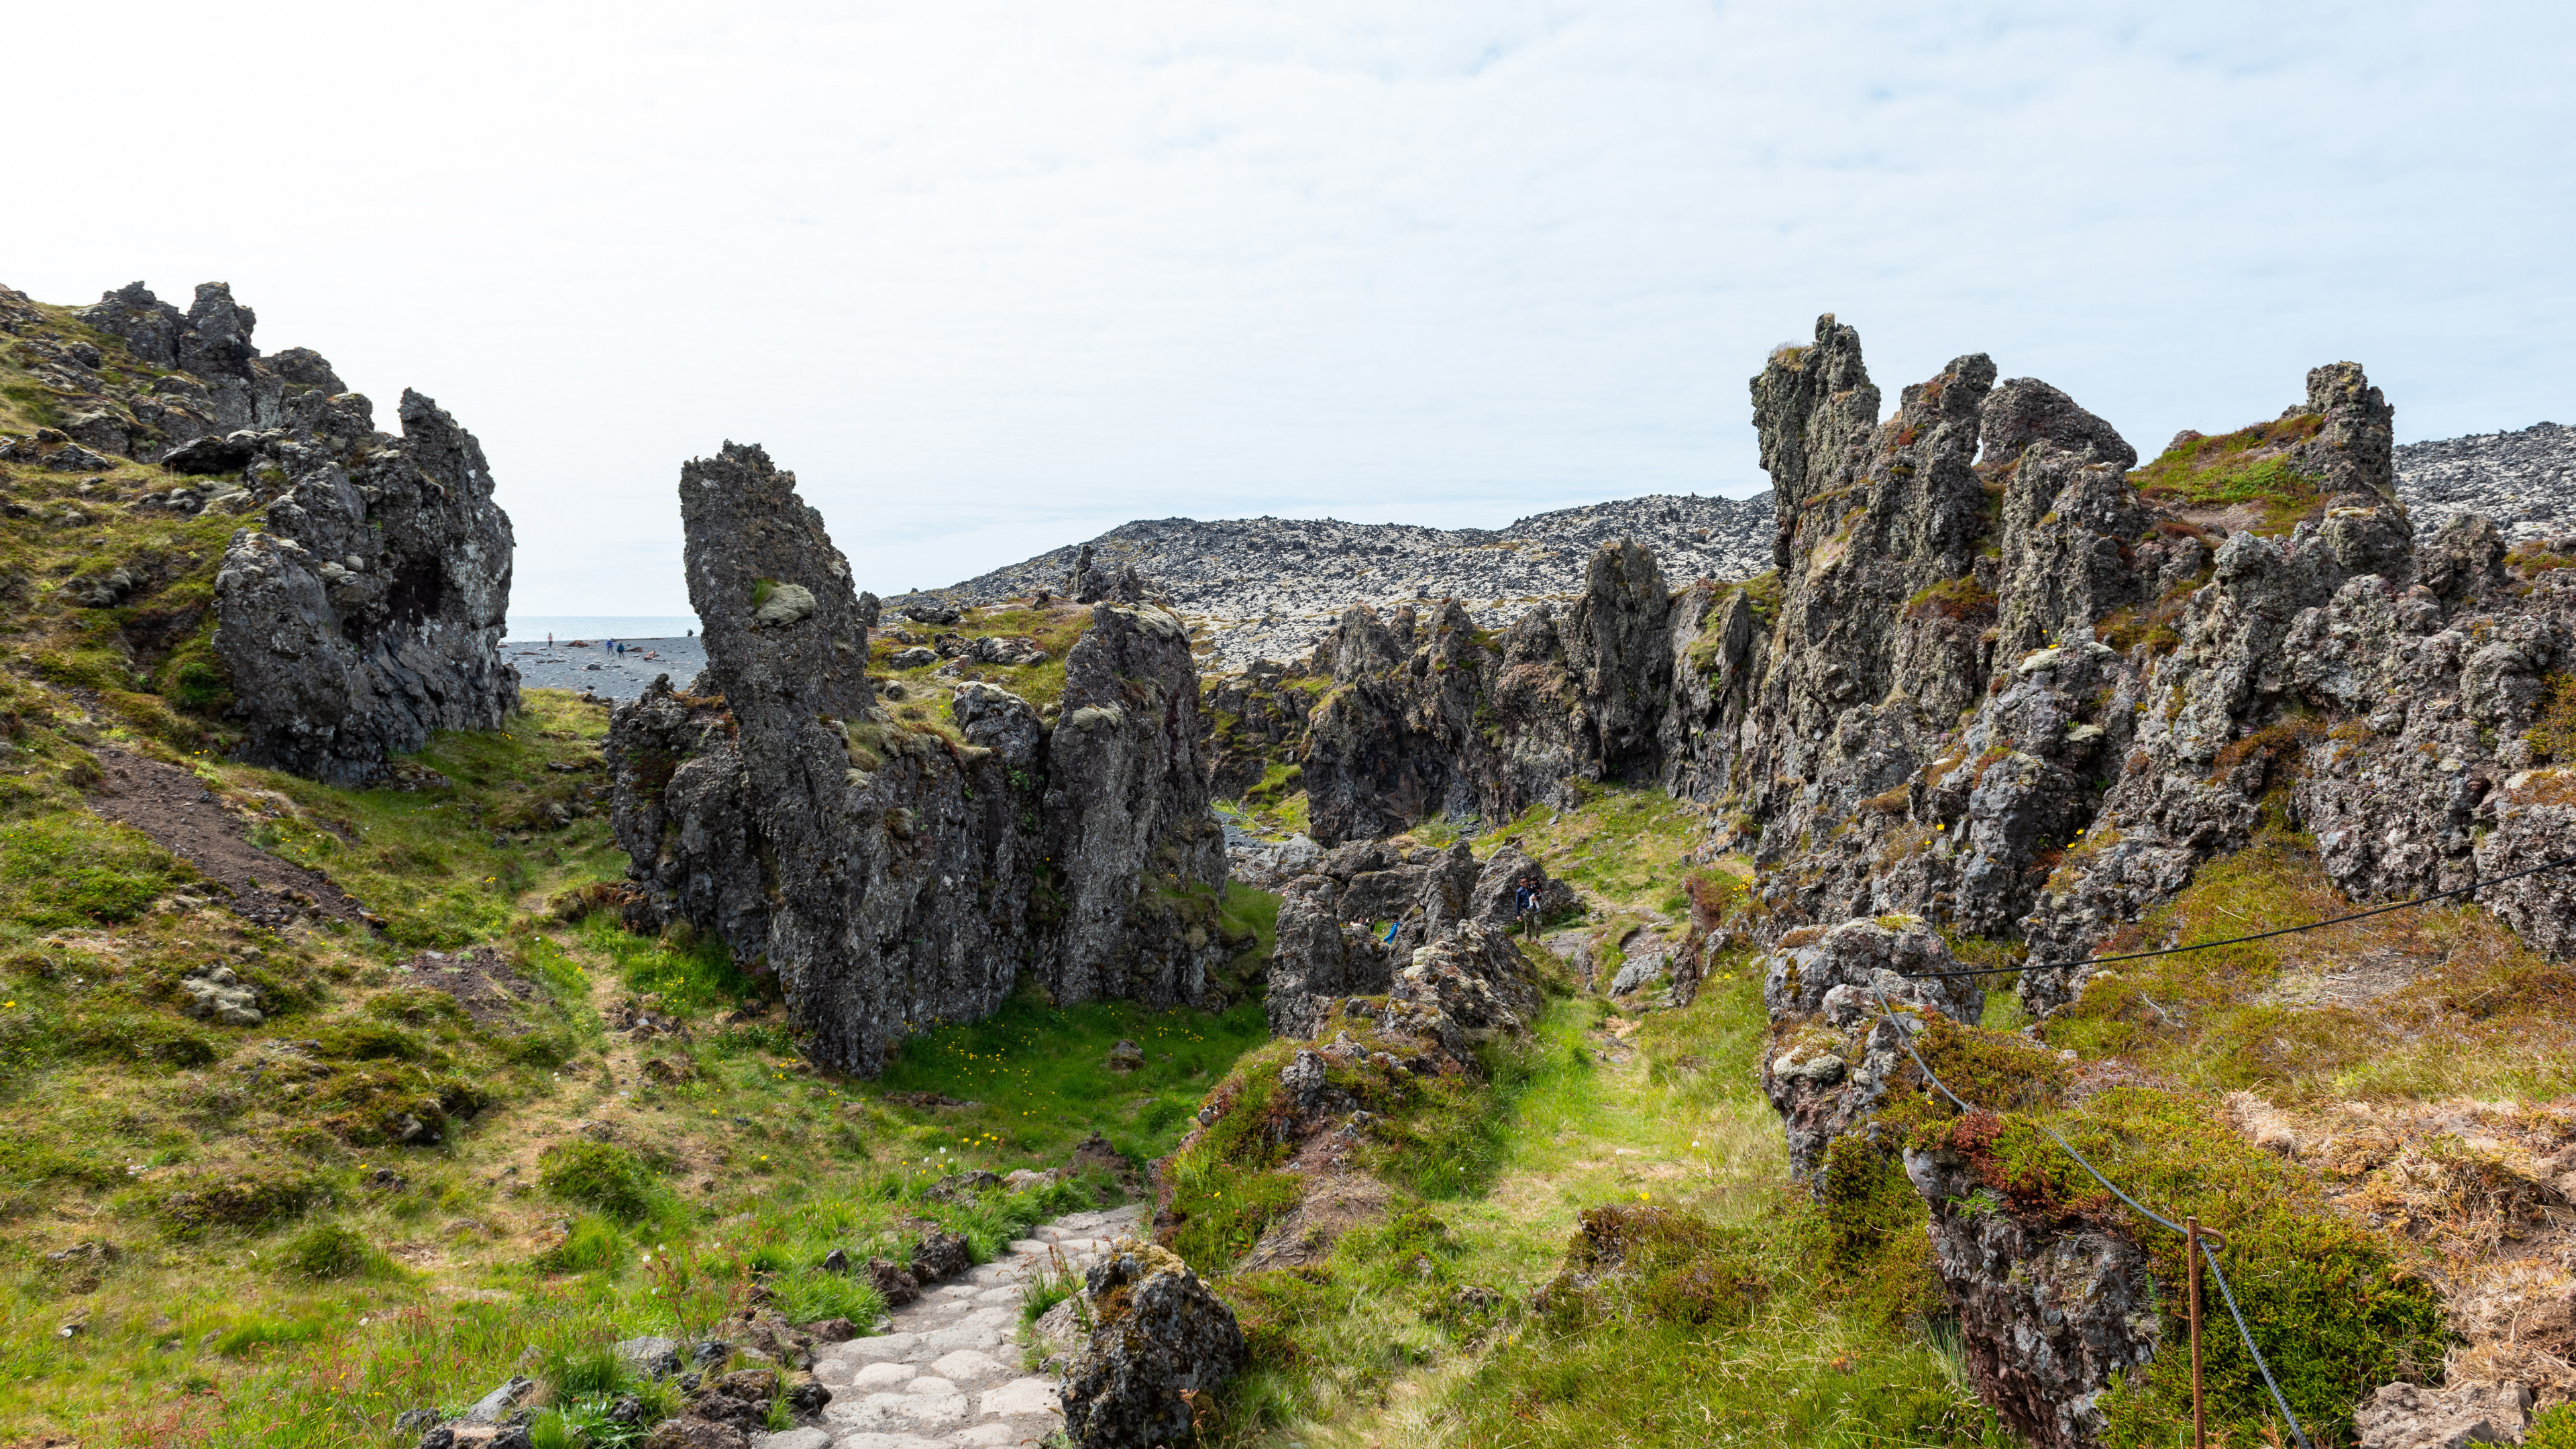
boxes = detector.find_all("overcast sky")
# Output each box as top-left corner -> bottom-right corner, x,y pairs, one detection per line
11,2 -> 2573,612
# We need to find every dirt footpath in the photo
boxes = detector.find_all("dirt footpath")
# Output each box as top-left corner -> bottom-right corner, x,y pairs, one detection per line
85,746 -> 372,931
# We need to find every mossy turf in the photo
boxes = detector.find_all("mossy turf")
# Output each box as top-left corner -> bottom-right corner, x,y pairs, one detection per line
868,600 -> 1094,708
871,983 -> 1273,1174
1193,976 -> 2012,1448
2130,412 -> 2328,535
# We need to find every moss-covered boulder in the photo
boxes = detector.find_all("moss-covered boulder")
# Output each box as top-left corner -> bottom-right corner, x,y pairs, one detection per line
1061,1237 -> 1246,1449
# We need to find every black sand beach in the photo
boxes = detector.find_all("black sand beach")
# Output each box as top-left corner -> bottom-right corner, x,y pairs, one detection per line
506,635 -> 705,700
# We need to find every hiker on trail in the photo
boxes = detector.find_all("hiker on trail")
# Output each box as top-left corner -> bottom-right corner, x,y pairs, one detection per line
1512,876 -> 1542,936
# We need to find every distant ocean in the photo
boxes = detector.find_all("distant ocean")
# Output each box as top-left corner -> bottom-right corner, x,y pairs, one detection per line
503,615 -> 700,643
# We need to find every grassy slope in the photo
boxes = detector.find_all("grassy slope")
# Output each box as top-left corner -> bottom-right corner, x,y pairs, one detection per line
0,684 -> 1290,1442
0,300 -> 1290,1442
1177,782 -> 2576,1448
1145,785 -> 2010,1448
1233,982 -> 2010,1449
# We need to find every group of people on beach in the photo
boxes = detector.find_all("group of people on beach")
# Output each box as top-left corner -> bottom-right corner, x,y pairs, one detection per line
541,631 -> 631,656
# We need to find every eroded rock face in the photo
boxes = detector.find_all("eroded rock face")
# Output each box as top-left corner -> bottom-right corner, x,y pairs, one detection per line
651,442 -> 1034,1073
1036,604 -> 1231,1008
1902,1146 -> 2159,1449
81,282 -> 356,448
1059,1239 -> 1245,1449
213,388 -> 518,784
1296,545 -> 1682,845
1393,920 -> 1543,1040
605,679 -> 768,963
2351,1381 -> 2532,1449
1265,875 -> 1399,1040
604,445 -> 1230,1074
1262,839 -> 1560,1040
1698,318 -> 2576,1018
1757,917 -> 1984,1185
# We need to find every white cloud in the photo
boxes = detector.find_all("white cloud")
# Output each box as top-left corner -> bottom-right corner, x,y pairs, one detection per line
10,0 -> 2571,612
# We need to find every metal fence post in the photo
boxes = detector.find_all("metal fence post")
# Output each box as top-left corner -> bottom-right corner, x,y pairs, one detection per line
2188,1216 -> 2205,1449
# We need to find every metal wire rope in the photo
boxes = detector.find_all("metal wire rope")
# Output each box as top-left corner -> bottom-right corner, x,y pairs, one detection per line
1866,982 -> 2312,1448
1882,851 -> 2576,981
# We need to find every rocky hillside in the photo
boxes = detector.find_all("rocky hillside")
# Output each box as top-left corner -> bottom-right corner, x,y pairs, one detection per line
1194,317 -> 2576,1447
0,280 -> 519,786
923,493 -> 1775,672
1272,322 -> 2576,979
2396,419 -> 2576,542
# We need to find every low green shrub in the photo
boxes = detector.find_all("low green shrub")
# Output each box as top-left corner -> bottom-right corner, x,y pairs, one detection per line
1536,1204 -> 1767,1332
284,1222 -> 382,1281
540,1141 -> 658,1223
212,1315 -> 327,1357
535,1216 -> 628,1273
149,1167 -> 323,1236
770,1267 -> 888,1326
543,1342 -> 633,1397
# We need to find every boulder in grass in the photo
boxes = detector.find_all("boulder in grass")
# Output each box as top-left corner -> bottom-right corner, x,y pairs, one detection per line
863,1255 -> 919,1305
1060,1238 -> 1246,1449
2353,1381 -> 2532,1449
908,1228 -> 971,1283
612,1335 -> 683,1378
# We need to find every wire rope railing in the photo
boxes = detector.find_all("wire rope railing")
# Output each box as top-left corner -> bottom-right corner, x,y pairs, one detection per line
1839,850 -> 2576,1444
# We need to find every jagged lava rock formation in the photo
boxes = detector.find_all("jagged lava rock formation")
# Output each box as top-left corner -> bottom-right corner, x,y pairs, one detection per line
922,425 -> 2571,680
604,444 -> 1230,1075
38,280 -> 519,784
207,389 -> 517,784
1282,317 -> 2576,1009
926,494 -> 1775,673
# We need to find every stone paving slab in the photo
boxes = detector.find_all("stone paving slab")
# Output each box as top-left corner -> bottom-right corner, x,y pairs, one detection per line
758,1202 -> 1144,1449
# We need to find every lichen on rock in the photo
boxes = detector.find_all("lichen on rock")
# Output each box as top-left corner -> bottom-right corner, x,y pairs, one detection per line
212,386 -> 518,785
602,442 -> 1232,1075
1059,1236 -> 1246,1448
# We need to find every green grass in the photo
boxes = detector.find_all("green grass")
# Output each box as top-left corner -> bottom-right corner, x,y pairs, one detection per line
2131,413 -> 2328,535
0,813 -> 193,929
540,1141 -> 663,1224
873,981 -> 1272,1171
1226,761 -> 1311,838
1217,882 -> 1281,975
1196,971 -> 2010,1448
575,914 -> 764,1010
1473,782 -> 1701,912
230,692 -> 627,949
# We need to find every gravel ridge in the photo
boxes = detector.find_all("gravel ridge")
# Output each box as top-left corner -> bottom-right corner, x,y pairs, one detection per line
912,424 -> 2576,675
2395,421 -> 2576,543
922,492 -> 1774,673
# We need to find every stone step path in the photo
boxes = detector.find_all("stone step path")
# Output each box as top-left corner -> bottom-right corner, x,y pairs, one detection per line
759,1203 -> 1145,1449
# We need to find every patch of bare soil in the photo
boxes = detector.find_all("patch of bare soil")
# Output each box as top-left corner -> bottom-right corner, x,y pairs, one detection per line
397,945 -> 543,1030
1242,1170 -> 1394,1271
84,747 -> 372,931
2255,943 -> 2447,1008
